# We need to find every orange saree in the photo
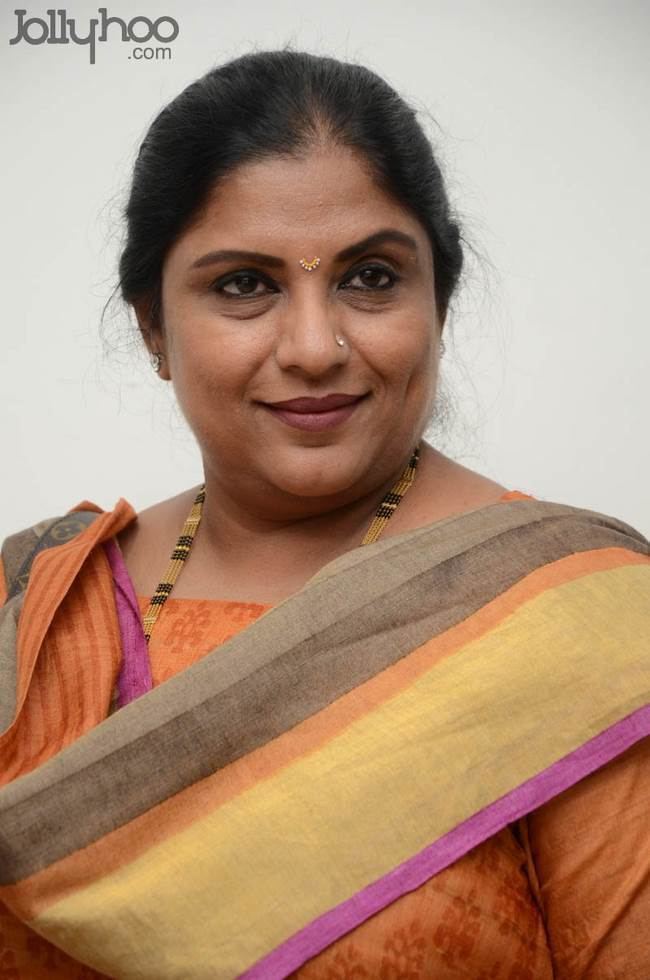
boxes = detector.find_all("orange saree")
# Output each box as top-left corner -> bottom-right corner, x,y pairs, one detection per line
1,489 -> 649,978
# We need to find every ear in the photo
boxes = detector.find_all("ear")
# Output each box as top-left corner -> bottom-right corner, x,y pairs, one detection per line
133,297 -> 172,381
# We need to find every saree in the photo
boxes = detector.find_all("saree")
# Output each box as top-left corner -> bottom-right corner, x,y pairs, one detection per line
0,492 -> 649,978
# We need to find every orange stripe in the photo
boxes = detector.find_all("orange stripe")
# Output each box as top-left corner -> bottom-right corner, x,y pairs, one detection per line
0,501 -> 137,789
3,500 -> 135,745
499,490 -> 535,501
5,546 -> 644,921
0,548 -> 122,784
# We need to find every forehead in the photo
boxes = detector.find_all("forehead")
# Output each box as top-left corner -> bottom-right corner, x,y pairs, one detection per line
173,146 -> 431,262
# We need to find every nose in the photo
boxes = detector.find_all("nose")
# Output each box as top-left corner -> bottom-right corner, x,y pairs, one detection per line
274,290 -> 349,376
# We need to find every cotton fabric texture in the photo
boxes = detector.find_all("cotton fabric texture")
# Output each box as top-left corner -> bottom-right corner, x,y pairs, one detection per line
0,490 -> 649,979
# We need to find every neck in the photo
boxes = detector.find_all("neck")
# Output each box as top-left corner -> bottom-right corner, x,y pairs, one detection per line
198,444 -> 420,561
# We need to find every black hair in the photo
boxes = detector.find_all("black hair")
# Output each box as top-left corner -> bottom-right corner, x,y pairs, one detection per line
117,46 -> 463,329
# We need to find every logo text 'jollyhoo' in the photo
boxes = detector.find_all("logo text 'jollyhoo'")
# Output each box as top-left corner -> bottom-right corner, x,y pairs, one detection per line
8,8 -> 180,65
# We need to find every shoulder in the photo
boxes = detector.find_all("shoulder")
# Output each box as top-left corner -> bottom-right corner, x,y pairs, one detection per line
0,507 -> 101,605
418,444 -> 512,505
0,498 -> 136,606
385,444 -> 513,538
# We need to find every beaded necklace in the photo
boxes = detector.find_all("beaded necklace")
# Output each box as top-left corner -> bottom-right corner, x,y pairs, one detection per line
142,443 -> 420,643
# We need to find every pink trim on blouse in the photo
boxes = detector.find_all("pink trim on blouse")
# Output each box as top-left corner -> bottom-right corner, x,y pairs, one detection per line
103,538 -> 153,708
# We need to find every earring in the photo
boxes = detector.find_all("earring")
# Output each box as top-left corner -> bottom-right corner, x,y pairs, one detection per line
151,352 -> 164,373
336,335 -> 345,348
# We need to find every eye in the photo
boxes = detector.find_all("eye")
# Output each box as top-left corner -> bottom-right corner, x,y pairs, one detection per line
339,263 -> 399,292
212,271 -> 276,299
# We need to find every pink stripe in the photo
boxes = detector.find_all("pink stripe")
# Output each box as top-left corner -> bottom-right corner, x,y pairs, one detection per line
241,703 -> 650,979
103,539 -> 152,708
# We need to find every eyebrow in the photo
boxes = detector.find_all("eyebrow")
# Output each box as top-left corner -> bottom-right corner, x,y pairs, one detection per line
189,228 -> 419,271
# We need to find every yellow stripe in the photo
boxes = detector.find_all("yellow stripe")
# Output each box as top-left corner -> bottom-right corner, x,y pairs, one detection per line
36,564 -> 650,977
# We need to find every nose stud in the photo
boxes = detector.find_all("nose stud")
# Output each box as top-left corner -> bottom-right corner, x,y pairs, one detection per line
336,336 -> 345,347
299,256 -> 321,271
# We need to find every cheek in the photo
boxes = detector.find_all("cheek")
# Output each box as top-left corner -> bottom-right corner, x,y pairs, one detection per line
168,311 -> 265,384
359,315 -> 435,390
167,327 -> 261,424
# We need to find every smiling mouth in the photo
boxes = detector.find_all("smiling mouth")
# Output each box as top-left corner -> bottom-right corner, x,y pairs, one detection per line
260,393 -> 369,431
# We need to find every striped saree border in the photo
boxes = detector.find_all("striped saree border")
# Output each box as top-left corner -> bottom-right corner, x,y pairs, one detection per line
7,560 -> 650,979
1,546 -> 642,922
0,500 -> 647,882
0,500 -> 648,978
243,703 -> 650,979
0,500 -> 647,883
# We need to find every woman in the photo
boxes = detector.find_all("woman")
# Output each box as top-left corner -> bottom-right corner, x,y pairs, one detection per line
1,48 -> 649,979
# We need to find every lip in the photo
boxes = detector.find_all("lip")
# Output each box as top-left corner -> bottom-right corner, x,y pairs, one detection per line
261,392 -> 368,432
265,393 -> 365,412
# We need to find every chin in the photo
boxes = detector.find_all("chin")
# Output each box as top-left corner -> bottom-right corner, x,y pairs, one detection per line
272,471 -> 357,501
265,444 -> 367,500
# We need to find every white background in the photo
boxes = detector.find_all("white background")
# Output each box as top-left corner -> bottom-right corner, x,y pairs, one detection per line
2,0 -> 648,542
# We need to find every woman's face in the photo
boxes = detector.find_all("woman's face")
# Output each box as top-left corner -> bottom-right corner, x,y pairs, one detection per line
142,145 -> 443,510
